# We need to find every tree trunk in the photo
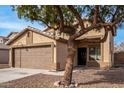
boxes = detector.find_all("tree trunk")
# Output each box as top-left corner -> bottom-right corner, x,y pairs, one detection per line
63,39 -> 76,86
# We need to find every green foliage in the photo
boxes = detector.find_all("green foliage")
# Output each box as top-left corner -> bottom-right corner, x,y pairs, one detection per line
12,5 -> 78,28
12,5 -> 124,29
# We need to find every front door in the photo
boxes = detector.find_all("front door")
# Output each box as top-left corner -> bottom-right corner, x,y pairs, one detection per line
78,48 -> 87,66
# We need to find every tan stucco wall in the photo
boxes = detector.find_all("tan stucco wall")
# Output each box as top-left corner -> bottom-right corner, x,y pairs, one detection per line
9,49 -> 12,67
111,32 -> 114,66
100,30 -> 114,69
56,41 -> 68,70
56,41 -> 78,70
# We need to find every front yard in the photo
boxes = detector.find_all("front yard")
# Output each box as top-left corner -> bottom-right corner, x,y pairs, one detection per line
0,67 -> 124,88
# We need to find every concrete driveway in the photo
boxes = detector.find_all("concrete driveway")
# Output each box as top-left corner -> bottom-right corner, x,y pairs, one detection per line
0,68 -> 64,83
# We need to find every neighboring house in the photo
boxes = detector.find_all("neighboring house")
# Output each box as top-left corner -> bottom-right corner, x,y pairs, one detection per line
0,32 -> 18,44
0,32 -> 18,69
0,36 -> 9,44
0,44 -> 9,68
7,21 -> 116,70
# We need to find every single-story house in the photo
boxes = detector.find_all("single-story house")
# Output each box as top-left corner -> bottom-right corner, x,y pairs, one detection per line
0,44 -> 9,68
0,36 -> 9,44
0,32 -> 19,69
7,21 -> 116,70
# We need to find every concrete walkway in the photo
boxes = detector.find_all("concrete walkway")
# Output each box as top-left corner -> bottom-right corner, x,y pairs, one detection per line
0,68 -> 65,83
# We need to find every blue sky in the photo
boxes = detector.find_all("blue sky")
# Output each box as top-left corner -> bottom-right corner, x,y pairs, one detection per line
0,5 -> 45,36
0,5 -> 123,44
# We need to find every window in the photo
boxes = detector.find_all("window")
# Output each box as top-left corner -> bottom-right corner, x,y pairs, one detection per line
89,46 -> 101,61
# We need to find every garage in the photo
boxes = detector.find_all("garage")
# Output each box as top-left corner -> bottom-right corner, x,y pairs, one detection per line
0,49 -> 9,64
7,27 -> 59,70
0,44 -> 9,64
13,45 -> 53,70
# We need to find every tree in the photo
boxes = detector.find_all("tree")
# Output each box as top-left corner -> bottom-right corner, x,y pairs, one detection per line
12,5 -> 124,86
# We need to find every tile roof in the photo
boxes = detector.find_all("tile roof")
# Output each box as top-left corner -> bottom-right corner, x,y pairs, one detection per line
7,32 -> 19,38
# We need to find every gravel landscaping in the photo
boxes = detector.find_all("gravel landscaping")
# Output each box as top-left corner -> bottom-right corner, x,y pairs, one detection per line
0,67 -> 124,88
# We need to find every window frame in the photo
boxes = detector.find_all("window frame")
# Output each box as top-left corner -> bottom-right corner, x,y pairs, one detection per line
88,45 -> 101,61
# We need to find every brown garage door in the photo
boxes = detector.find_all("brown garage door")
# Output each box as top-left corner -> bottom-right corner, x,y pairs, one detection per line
0,49 -> 9,64
13,45 -> 52,70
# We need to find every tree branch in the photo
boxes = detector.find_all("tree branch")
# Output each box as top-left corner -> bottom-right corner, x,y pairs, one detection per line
31,16 -> 53,29
71,13 -> 124,40
111,15 -> 124,26
54,5 -> 64,32
93,5 -> 99,24
67,5 -> 85,30
111,7 -> 119,22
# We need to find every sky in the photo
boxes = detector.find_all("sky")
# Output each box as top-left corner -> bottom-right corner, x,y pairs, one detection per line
0,5 -> 124,45
0,5 -> 45,36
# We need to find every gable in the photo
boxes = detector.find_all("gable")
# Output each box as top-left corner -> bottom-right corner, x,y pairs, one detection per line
32,31 -> 56,44
9,29 -> 56,46
10,30 -> 29,46
76,27 -> 106,40
75,20 -> 115,40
